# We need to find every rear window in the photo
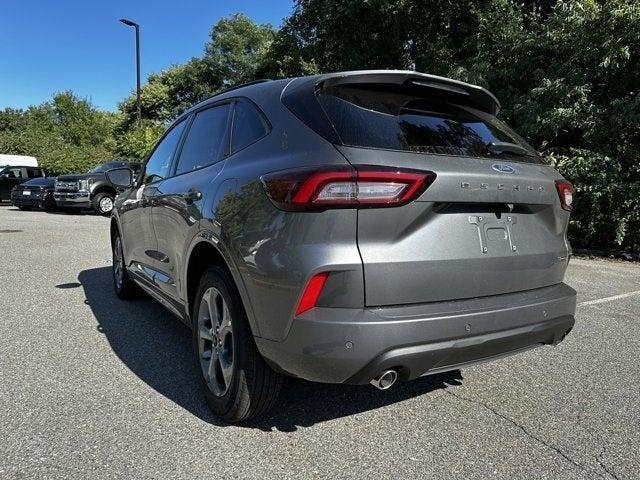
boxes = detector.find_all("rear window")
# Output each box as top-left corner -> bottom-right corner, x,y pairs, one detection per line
89,161 -> 129,173
317,85 -> 540,162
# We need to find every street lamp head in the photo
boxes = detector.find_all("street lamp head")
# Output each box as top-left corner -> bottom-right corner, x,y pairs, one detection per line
119,18 -> 138,27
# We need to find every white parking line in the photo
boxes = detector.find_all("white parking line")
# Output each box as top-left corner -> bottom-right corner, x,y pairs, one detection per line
578,290 -> 640,307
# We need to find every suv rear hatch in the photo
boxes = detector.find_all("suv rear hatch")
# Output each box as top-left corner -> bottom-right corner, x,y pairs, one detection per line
283,72 -> 571,306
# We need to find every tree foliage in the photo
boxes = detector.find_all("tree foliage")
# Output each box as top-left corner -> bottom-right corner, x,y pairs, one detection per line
0,92 -> 119,174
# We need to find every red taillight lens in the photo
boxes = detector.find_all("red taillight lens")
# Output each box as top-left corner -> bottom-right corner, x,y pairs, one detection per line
555,180 -> 574,211
261,166 -> 435,210
295,272 -> 329,316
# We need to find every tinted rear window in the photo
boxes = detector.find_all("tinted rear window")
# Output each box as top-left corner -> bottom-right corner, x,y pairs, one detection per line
317,85 -> 540,162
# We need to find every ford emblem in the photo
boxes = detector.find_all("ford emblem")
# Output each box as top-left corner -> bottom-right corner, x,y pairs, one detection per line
492,163 -> 516,174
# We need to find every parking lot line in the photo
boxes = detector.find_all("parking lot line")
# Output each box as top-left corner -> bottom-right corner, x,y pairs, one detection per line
577,289 -> 640,307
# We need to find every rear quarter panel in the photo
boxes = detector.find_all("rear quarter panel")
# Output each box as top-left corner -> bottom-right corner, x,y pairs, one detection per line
212,89 -> 364,341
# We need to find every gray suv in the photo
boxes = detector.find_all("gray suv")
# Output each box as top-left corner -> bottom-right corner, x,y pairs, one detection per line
108,71 -> 576,423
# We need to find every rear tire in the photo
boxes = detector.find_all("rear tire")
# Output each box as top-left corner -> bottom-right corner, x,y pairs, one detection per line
111,230 -> 140,299
192,266 -> 282,423
17,206 -> 31,211
93,192 -> 115,216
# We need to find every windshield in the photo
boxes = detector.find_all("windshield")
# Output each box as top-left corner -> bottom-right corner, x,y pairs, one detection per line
317,85 -> 541,162
88,162 -> 128,173
24,178 -> 54,187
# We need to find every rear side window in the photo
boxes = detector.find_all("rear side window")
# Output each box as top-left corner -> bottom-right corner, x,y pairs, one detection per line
175,104 -> 231,175
231,100 -> 269,154
317,86 -> 540,161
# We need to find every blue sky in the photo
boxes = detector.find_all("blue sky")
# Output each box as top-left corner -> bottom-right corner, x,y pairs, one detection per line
0,0 -> 294,111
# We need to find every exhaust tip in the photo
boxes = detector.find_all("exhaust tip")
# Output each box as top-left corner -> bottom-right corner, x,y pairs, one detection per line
370,369 -> 398,390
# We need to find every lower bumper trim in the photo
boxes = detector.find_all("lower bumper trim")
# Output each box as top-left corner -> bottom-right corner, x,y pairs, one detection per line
345,315 -> 574,384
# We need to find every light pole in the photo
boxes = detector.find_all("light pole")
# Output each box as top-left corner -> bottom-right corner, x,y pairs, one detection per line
119,18 -> 141,124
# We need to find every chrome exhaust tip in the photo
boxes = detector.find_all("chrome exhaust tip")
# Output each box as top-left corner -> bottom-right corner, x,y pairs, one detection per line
370,370 -> 398,390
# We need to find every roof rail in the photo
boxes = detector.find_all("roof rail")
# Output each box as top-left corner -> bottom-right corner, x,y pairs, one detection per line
206,79 -> 272,100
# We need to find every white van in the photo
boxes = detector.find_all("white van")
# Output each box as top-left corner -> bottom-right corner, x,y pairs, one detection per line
0,154 -> 39,168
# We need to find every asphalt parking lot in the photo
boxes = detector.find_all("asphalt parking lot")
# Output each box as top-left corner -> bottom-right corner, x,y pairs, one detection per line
1,205 -> 639,480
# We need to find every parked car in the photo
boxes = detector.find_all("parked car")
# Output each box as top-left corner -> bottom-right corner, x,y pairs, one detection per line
54,160 -> 141,215
10,177 -> 57,211
108,71 -> 577,423
0,165 -> 46,202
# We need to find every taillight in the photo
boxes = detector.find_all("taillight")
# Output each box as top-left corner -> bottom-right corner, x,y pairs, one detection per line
555,180 -> 574,211
295,272 -> 329,316
261,166 -> 435,210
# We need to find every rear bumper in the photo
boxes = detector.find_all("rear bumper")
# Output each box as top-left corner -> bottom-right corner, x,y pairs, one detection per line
54,192 -> 90,208
255,283 -> 576,384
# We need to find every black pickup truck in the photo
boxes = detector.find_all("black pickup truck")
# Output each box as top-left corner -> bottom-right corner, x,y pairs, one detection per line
54,161 -> 141,215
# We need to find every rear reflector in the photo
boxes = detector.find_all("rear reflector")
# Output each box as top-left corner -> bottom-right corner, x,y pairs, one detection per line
295,272 -> 329,316
555,180 -> 574,211
261,166 -> 435,210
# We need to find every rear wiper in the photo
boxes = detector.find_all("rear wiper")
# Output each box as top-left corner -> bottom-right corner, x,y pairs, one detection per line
486,142 -> 533,157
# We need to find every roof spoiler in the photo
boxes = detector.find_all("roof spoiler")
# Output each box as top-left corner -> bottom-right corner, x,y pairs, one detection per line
315,70 -> 500,115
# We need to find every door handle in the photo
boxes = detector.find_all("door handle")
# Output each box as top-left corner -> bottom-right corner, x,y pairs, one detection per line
183,188 -> 202,203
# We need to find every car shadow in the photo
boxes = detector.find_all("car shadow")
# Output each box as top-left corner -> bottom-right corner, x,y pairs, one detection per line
78,266 -> 464,431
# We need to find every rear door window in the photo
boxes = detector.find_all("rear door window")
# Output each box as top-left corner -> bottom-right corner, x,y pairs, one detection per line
174,103 -> 231,175
317,85 -> 540,162
231,99 -> 269,154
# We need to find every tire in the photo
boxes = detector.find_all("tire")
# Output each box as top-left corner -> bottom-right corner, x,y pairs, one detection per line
17,206 -> 31,211
93,192 -> 115,216
111,231 -> 140,299
192,266 -> 283,423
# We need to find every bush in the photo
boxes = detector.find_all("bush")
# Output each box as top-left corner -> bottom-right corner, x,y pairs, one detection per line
548,149 -> 640,252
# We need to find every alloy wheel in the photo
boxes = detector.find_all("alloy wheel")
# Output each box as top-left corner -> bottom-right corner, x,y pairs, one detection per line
197,287 -> 234,397
100,196 -> 114,213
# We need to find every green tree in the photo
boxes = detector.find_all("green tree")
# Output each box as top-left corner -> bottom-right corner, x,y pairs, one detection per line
205,13 -> 276,86
118,14 -> 275,126
0,91 -> 119,174
116,120 -> 166,159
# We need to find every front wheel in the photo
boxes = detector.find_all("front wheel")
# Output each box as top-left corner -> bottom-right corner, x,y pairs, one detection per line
17,206 -> 31,211
192,266 -> 283,423
93,192 -> 115,216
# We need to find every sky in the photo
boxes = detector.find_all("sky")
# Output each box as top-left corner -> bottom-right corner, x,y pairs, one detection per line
0,0 -> 294,111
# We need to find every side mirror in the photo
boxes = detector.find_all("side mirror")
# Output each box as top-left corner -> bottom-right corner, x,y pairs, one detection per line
106,168 -> 133,189
0,173 -> 10,179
